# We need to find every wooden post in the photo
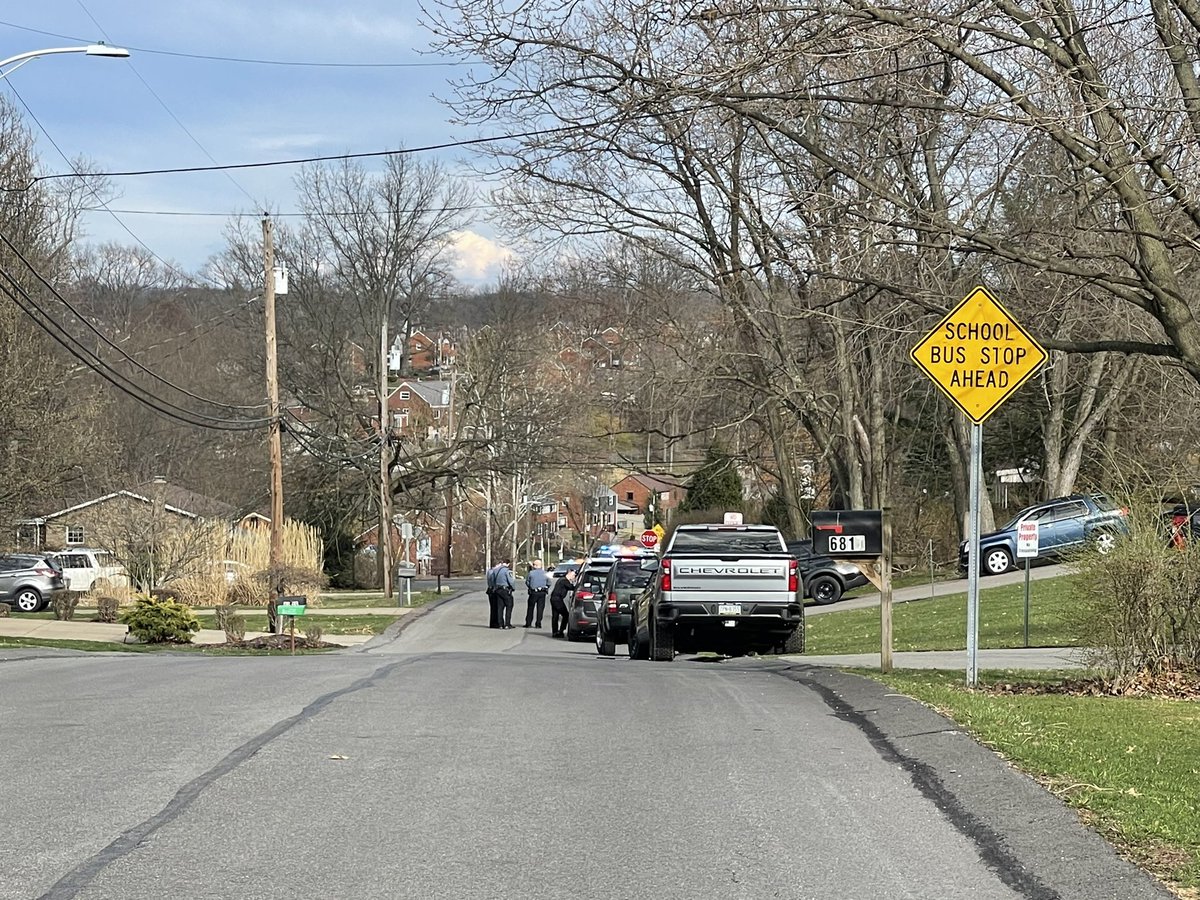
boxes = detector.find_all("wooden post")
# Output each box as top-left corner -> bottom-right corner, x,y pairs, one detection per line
262,216 -> 284,574
880,511 -> 893,673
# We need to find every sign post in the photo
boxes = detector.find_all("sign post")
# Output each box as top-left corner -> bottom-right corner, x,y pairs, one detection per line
910,286 -> 1046,685
1016,521 -> 1039,648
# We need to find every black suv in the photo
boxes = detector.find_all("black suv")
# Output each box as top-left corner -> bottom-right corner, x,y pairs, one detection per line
787,539 -> 870,605
595,556 -> 657,656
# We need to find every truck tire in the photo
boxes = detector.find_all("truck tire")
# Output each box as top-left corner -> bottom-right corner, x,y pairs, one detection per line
784,622 -> 805,654
629,621 -> 649,659
596,626 -> 616,657
650,619 -> 674,662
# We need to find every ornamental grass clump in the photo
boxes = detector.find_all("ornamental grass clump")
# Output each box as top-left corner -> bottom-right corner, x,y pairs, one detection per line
1072,501 -> 1200,687
120,594 -> 200,644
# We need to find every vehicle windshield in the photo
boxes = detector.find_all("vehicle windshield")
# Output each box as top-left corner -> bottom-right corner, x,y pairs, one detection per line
669,529 -> 785,554
1091,494 -> 1117,511
999,508 -> 1038,532
612,564 -> 653,590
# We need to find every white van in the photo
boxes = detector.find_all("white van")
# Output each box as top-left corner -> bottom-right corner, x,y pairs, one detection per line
50,549 -> 129,593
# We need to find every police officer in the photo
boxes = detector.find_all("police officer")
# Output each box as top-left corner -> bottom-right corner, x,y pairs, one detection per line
485,562 -> 503,628
548,568 -> 576,638
493,559 -> 516,629
523,559 -> 550,628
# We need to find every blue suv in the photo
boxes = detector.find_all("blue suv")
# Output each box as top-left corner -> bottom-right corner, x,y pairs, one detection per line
960,493 -> 1128,575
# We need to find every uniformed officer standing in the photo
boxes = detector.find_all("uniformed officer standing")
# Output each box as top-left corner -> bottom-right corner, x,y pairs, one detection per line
523,559 -> 551,628
493,559 -> 516,629
485,562 -> 503,628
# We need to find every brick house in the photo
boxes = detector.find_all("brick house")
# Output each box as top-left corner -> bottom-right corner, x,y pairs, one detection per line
610,472 -> 688,524
386,379 -> 453,440
389,330 -> 459,376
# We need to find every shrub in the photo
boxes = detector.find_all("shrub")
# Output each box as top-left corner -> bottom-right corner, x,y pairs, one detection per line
224,614 -> 246,644
215,604 -> 246,643
1073,502 -> 1200,686
302,623 -> 324,645
96,597 -> 120,623
120,595 -> 201,644
0,602 -> 9,617
52,593 -> 80,621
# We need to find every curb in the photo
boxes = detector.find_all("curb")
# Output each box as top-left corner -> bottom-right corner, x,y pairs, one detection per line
351,588 -> 472,652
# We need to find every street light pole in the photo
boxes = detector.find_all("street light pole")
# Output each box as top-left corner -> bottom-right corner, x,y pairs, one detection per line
0,44 -> 130,81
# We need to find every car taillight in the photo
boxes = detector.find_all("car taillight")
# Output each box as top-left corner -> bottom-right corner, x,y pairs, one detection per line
607,592 -> 618,612
577,590 -> 594,600
788,560 -> 798,593
34,565 -> 55,576
661,558 -> 671,591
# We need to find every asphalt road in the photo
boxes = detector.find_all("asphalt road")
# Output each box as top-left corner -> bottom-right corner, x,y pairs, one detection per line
0,589 -> 1170,900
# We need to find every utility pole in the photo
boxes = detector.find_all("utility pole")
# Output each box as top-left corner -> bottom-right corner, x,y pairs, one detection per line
443,371 -> 456,580
263,216 -> 284,574
378,316 -> 393,598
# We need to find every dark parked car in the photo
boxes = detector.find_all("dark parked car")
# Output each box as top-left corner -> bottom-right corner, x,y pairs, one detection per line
0,554 -> 68,612
595,556 -> 657,656
564,558 -> 615,641
960,493 -> 1128,575
787,539 -> 870,605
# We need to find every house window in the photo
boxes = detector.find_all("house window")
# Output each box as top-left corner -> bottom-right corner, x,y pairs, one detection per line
66,525 -> 85,545
434,410 -> 441,419
625,491 -> 634,501
660,491 -> 670,501
399,390 -> 410,400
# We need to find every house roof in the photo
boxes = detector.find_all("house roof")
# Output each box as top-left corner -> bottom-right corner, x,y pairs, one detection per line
619,472 -> 687,493
32,480 -> 237,523
390,379 -> 452,408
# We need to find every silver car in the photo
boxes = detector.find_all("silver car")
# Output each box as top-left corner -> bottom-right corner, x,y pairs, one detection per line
0,554 -> 68,612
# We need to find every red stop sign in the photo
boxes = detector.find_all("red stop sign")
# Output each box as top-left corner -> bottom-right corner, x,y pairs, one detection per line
640,530 -> 659,548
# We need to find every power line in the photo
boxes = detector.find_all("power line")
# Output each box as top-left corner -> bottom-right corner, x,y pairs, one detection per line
0,18 -> 477,67
73,0 -> 261,209
0,233 -> 270,430
1,79 -> 220,289
0,230 -> 267,412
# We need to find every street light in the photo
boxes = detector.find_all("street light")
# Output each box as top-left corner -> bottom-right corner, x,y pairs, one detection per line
0,44 -> 131,81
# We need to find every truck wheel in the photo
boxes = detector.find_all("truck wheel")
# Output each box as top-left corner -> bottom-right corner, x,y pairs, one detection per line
784,622 -> 806,654
629,621 -> 649,659
650,620 -> 674,662
809,575 -> 842,605
596,627 -> 616,657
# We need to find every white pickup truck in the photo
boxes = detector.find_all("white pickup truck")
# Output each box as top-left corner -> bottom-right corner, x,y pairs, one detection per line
628,522 -> 805,661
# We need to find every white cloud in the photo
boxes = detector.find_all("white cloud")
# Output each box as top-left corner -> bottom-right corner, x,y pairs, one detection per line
450,230 -> 515,283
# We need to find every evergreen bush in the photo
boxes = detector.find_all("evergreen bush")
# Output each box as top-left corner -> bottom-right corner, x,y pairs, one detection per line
120,595 -> 200,644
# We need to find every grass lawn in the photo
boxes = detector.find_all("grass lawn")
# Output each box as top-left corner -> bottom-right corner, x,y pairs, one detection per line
193,613 -> 394,635
0,636 -> 334,654
806,574 -> 1085,655
317,590 -> 438,610
869,669 -> 1200,893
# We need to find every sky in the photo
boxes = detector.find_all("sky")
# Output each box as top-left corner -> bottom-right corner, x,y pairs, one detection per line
0,2 -> 515,286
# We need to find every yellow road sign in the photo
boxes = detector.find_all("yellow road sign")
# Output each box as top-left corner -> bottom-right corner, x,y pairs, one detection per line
910,286 -> 1047,423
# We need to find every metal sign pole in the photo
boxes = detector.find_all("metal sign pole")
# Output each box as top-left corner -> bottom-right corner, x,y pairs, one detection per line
1023,560 -> 1031,648
966,421 -> 982,687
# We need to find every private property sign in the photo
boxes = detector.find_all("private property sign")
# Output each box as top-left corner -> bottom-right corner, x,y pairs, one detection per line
910,287 -> 1047,423
1016,521 -> 1039,558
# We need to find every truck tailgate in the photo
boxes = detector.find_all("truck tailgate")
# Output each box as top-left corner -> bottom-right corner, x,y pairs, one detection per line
669,557 -> 792,604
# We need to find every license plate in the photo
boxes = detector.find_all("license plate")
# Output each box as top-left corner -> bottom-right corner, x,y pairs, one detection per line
717,603 -> 742,616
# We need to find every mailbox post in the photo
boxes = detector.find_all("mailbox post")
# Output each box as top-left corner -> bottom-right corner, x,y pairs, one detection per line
810,510 -> 891,672
396,566 -> 417,606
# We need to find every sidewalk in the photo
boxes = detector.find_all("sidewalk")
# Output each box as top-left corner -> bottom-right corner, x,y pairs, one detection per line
0,617 -> 374,648
782,646 -> 1089,670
